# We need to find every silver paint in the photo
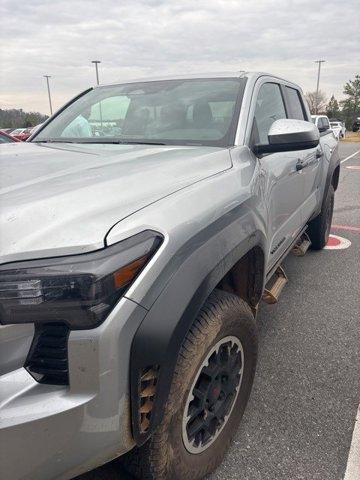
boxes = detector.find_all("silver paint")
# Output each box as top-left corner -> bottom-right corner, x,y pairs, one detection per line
0,71 -> 338,480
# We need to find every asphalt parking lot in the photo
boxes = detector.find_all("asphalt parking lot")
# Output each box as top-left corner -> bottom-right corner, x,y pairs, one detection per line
78,141 -> 360,480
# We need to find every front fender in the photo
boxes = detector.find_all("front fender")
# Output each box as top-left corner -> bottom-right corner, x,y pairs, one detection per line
129,205 -> 266,444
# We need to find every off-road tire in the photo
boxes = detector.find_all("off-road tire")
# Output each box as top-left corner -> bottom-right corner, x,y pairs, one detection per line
308,185 -> 335,250
123,289 -> 258,480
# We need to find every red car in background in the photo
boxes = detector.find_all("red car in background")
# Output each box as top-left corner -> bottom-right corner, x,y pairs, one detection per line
10,128 -> 32,141
0,130 -> 21,143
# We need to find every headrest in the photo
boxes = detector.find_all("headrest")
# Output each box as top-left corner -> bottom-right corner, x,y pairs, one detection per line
193,101 -> 213,126
160,103 -> 186,125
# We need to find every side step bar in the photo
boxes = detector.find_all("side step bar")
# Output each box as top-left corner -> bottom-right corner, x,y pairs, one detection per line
263,230 -> 310,305
292,232 -> 311,256
262,266 -> 288,304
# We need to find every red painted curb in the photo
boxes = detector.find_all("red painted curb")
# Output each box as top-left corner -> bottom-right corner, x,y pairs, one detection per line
325,234 -> 351,250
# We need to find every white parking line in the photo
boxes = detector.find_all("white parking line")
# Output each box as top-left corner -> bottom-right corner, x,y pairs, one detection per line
341,150 -> 360,164
344,405 -> 360,480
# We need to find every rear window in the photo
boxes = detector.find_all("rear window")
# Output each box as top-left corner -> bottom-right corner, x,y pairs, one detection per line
322,117 -> 330,130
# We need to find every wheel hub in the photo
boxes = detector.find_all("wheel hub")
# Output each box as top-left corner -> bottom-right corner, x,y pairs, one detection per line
182,336 -> 244,454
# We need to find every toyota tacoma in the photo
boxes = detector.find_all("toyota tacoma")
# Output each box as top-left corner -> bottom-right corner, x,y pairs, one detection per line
0,72 -> 339,480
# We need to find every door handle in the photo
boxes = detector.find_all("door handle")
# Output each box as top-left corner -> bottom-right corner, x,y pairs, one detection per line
296,160 -> 303,172
316,150 -> 323,159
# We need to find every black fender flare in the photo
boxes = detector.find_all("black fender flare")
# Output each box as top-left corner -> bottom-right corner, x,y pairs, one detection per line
325,143 -> 341,192
129,230 -> 265,445
310,144 -> 340,222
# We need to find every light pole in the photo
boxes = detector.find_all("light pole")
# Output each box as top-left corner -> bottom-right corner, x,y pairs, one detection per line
91,60 -> 101,85
314,60 -> 325,114
91,61 -> 102,131
43,75 -> 53,115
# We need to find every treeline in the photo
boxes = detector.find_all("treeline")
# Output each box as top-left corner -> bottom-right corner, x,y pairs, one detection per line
0,109 -> 49,129
305,75 -> 360,128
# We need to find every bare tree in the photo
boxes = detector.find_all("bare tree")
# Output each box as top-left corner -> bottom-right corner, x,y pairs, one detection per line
304,90 -> 327,115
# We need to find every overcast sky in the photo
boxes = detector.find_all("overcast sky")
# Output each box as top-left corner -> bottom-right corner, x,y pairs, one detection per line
1,0 -> 359,114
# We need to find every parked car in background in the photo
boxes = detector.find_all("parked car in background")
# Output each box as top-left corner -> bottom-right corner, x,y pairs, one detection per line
1,128 -> 16,134
329,120 -> 346,139
0,72 -> 340,480
17,128 -> 32,141
11,128 -> 32,141
30,123 -> 43,135
0,130 -> 20,143
9,128 -> 25,138
352,119 -> 360,132
311,115 -> 333,135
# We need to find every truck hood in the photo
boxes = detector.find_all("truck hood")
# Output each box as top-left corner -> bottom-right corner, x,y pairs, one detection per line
0,142 -> 231,263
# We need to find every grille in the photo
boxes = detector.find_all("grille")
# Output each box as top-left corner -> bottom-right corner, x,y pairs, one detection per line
139,365 -> 159,433
25,324 -> 70,385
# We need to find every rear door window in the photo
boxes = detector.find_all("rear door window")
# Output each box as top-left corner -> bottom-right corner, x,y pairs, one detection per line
285,87 -> 305,120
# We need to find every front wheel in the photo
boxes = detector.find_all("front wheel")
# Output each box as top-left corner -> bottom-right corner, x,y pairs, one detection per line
123,290 -> 258,480
308,185 -> 334,250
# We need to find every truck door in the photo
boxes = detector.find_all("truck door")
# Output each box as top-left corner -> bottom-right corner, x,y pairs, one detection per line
283,87 -> 321,224
249,81 -> 304,270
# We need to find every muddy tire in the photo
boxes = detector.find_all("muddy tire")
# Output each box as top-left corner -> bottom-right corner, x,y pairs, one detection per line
308,185 -> 334,250
123,289 -> 258,480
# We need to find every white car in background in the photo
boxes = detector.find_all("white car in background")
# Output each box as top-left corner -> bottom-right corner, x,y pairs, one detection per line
329,121 -> 346,139
311,115 -> 331,133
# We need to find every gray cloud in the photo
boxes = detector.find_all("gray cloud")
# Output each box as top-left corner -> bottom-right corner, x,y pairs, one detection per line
1,0 -> 359,113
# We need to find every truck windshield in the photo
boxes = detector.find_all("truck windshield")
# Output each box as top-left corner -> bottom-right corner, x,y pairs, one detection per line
33,78 -> 245,147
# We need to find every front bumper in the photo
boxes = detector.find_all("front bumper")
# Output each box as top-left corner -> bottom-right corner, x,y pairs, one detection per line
0,297 -> 147,480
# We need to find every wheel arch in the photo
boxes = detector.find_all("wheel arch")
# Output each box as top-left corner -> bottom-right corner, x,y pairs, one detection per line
216,245 -> 265,313
129,235 -> 266,445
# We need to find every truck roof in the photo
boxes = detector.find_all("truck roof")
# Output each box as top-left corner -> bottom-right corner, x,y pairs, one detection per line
101,71 -> 299,89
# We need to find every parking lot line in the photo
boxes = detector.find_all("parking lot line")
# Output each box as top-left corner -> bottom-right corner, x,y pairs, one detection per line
341,150 -> 360,164
344,405 -> 360,480
331,224 -> 360,233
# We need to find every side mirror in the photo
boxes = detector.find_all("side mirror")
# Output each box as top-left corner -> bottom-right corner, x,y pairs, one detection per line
253,118 -> 320,155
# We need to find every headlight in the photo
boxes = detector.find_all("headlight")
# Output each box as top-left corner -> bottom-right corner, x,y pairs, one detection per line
0,231 -> 162,329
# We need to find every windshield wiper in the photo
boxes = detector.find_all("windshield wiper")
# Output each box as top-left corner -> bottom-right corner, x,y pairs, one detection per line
81,140 -> 167,145
118,141 -> 166,145
32,139 -> 166,145
32,140 -> 71,143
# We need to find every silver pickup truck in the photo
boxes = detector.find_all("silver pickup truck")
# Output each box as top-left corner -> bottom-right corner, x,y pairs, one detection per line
0,72 -> 339,480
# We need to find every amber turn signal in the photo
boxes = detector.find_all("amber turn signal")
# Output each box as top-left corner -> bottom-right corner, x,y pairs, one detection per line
113,254 -> 150,289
